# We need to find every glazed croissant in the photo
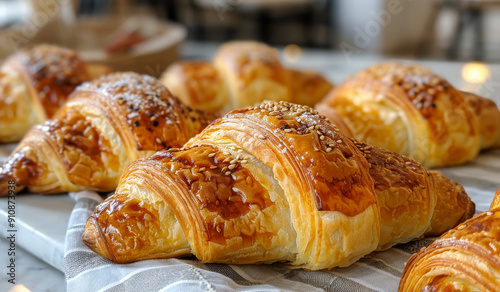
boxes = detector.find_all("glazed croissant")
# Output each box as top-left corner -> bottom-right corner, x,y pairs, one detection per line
0,45 -> 112,143
161,41 -> 333,113
399,188 -> 500,291
317,62 -> 500,167
0,72 -> 215,195
82,101 -> 473,270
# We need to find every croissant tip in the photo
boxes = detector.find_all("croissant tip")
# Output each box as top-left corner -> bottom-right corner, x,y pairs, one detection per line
82,221 -> 110,260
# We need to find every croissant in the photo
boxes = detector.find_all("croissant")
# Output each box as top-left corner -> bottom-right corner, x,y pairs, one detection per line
0,45 -> 112,143
317,62 -> 500,167
82,100 -> 473,270
399,188 -> 500,291
0,72 -> 215,195
160,41 -> 333,113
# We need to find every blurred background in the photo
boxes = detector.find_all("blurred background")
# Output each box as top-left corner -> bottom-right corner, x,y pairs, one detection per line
0,0 -> 498,94
2,0 -> 500,61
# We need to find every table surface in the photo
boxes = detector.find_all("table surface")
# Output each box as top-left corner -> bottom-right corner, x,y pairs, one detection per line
2,40 -> 500,292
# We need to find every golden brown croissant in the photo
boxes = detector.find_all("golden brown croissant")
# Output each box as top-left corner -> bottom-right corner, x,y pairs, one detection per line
0,72 -> 215,195
82,101 -> 473,269
160,41 -> 333,113
399,188 -> 500,291
0,45 -> 112,143
317,62 -> 500,167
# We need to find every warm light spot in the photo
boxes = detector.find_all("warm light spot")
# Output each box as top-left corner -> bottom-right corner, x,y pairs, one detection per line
8,285 -> 31,292
283,44 -> 302,63
461,62 -> 490,84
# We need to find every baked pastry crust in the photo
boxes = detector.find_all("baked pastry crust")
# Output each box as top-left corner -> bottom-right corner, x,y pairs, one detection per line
0,45 -> 111,142
317,62 -> 499,167
399,188 -> 500,291
83,101 -> 473,270
0,72 -> 215,195
161,41 -> 333,113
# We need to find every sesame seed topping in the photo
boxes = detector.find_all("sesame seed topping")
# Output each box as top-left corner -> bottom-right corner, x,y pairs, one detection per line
210,165 -> 217,169
259,135 -> 266,140
486,211 -> 493,216
241,160 -> 248,164
199,167 -> 206,172
228,164 -> 236,170
216,226 -> 222,233
156,137 -> 162,144
284,128 -> 292,133
208,153 -> 216,157
326,147 -> 332,152
225,171 -> 231,176
457,224 -> 466,230
336,140 -> 342,143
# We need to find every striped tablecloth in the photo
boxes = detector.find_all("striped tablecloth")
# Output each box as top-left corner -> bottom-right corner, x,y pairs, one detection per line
63,149 -> 500,292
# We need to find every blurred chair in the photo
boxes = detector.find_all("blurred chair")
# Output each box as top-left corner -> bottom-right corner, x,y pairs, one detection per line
419,0 -> 500,60
189,0 -> 332,48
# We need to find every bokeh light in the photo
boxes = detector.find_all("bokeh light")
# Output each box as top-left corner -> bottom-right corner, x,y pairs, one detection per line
461,62 -> 490,84
283,44 -> 302,63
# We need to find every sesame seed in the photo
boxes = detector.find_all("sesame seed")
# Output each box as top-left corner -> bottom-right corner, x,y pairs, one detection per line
223,151 -> 230,156
284,128 -> 292,133
457,224 -> 466,230
320,135 -> 325,141
216,226 -> 222,233
156,137 -> 162,144
208,153 -> 216,157
210,165 -> 217,169
225,171 -> 231,176
199,167 -> 206,172
228,164 -> 236,170
241,160 -> 248,164
486,211 -> 493,216
405,161 -> 412,164
230,159 -> 238,164
259,135 -> 266,140
336,140 -> 342,143
326,147 -> 332,152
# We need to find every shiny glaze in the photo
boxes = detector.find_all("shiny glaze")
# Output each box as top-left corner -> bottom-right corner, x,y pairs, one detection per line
354,139 -> 427,192
167,61 -> 224,105
360,63 -> 477,143
149,145 -> 275,245
215,41 -> 289,89
217,101 -> 377,216
88,193 -> 163,262
15,45 -> 91,118
400,209 -> 500,291
76,72 -> 216,152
